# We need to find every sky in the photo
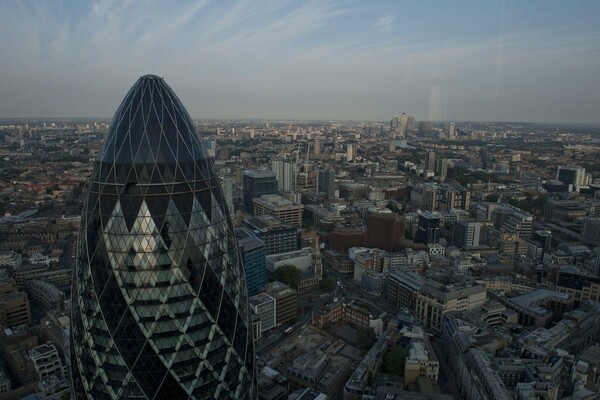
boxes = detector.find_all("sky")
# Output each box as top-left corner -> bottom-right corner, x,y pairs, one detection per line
0,0 -> 599,123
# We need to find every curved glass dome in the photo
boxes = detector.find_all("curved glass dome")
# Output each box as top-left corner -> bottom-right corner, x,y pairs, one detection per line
71,75 -> 256,400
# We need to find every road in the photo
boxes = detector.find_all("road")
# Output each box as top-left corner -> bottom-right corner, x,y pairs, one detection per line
256,311 -> 312,356
431,340 -> 461,400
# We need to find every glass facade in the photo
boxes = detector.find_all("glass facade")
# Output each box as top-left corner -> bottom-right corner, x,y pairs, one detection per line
242,170 -> 277,213
70,75 -> 256,400
235,228 -> 266,297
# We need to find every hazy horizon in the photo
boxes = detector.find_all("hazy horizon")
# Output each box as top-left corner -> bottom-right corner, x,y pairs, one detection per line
1,1 -> 599,124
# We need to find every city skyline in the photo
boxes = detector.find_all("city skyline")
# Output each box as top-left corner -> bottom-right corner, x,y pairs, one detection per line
1,1 -> 600,124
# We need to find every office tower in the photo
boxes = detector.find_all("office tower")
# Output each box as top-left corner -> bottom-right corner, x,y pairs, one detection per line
388,140 -> 396,152
235,228 -> 267,297
346,144 -> 355,162
391,116 -> 399,131
248,294 -> 276,333
252,194 -> 303,227
263,281 -> 297,325
0,287 -> 31,327
425,150 -> 436,172
71,75 -> 256,400
557,165 -> 586,190
222,177 -> 235,215
407,114 -> 415,130
448,122 -> 455,137
314,139 -> 321,155
205,139 -> 217,157
582,217 -> 600,246
417,211 -> 440,244
317,168 -> 335,198
243,169 -> 278,213
244,215 -> 300,255
400,112 -> 408,136
492,205 -> 533,238
271,159 -> 296,192
367,212 -> 404,252
435,158 -> 448,179
452,221 -> 481,248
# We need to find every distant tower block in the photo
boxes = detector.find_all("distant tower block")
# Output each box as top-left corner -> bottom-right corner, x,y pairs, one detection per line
400,113 -> 408,136
314,139 -> 321,155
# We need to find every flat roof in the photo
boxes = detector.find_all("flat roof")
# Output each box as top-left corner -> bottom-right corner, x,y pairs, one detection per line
242,169 -> 276,178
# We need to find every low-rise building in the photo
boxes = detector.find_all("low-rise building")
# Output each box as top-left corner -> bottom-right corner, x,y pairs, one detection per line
287,348 -> 352,398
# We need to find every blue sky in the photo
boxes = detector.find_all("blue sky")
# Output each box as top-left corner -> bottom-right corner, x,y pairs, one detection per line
1,0 -> 599,123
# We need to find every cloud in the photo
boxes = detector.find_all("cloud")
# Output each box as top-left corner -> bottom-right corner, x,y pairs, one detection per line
373,15 -> 396,33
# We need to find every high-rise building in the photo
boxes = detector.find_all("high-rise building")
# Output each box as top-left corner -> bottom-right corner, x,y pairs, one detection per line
244,215 -> 300,255
582,217 -> 600,246
222,177 -> 235,215
346,144 -> 356,162
243,169 -> 278,213
452,221 -> 481,248
557,165 -> 587,190
417,211 -> 441,244
236,228 -> 267,297
367,212 -> 404,252
445,122 -> 455,137
263,281 -> 297,325
71,75 -> 256,400
418,121 -> 433,136
271,159 -> 296,192
400,112 -> 408,136
407,114 -> 415,130
388,140 -> 396,152
435,159 -> 448,179
314,139 -> 321,155
205,139 -> 217,157
317,168 -> 335,198
252,194 -> 303,227
391,116 -> 399,131
425,150 -> 436,172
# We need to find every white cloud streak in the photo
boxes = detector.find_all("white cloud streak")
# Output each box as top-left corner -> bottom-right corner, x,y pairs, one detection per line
373,15 -> 396,33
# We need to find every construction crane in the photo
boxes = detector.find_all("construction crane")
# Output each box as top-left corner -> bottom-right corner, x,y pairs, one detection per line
305,139 -> 310,186
294,142 -> 301,191
315,147 -> 330,196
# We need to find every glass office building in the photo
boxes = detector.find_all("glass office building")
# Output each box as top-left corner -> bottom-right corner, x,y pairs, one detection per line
242,170 -> 277,213
71,75 -> 256,399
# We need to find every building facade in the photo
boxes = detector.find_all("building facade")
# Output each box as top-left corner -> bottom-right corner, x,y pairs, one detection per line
244,215 -> 300,256
236,228 -> 267,297
252,194 -> 303,227
71,75 -> 256,399
243,170 -> 278,213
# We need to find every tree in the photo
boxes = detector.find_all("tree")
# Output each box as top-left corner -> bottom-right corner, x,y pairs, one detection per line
357,326 -> 376,349
320,277 -> 335,293
485,193 -> 500,202
382,345 -> 406,376
386,201 -> 401,214
72,185 -> 82,198
274,265 -> 301,289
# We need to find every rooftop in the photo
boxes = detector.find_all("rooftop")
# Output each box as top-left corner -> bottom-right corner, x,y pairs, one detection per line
242,169 -> 276,179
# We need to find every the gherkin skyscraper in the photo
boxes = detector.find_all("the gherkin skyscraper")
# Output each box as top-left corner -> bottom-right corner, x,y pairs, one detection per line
71,75 -> 256,399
